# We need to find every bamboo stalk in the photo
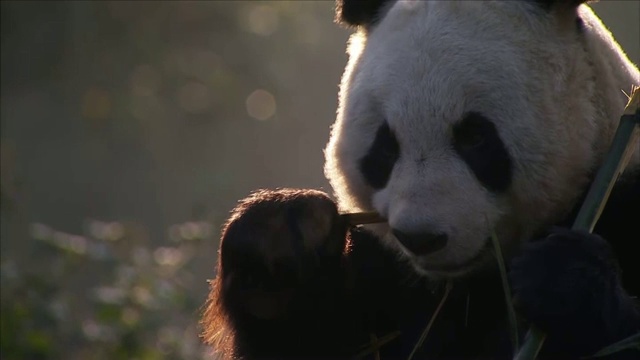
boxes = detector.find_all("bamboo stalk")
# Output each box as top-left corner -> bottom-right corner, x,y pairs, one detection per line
340,211 -> 386,226
514,86 -> 640,360
491,229 -> 520,353
573,88 -> 640,231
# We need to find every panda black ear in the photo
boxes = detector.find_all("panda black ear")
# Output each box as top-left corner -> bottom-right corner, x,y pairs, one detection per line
335,0 -> 394,28
533,0 -> 590,11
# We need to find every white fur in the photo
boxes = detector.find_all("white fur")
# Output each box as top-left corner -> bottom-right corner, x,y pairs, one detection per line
324,1 -> 640,277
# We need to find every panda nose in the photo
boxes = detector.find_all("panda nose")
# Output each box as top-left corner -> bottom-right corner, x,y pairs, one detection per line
391,229 -> 448,255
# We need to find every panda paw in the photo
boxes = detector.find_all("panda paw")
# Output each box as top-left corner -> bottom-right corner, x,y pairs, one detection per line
218,189 -> 348,319
509,228 -> 621,336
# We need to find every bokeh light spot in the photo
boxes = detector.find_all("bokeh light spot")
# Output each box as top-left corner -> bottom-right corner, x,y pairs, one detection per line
246,5 -> 279,36
90,220 -> 124,241
246,89 -> 276,121
133,286 -> 152,306
105,222 -> 125,241
82,320 -> 101,340
68,235 -> 88,254
94,286 -> 127,304
153,247 -> 183,267
179,222 -> 199,240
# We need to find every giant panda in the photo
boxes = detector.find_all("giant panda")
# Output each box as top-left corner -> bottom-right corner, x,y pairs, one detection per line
201,0 -> 640,359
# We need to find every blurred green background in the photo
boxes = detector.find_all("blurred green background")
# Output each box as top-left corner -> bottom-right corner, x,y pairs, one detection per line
1,1 -> 638,359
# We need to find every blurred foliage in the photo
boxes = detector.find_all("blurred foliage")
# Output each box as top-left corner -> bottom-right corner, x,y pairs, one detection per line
1,220 -> 210,360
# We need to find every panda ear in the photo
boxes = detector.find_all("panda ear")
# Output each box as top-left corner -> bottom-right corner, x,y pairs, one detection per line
533,0 -> 590,11
335,0 -> 394,28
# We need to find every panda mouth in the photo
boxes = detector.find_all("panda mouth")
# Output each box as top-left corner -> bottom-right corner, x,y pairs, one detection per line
414,237 -> 493,273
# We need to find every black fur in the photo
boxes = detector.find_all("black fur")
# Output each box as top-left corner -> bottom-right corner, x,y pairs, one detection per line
392,228 -> 448,255
533,0 -> 588,12
576,16 -> 585,33
360,122 -> 400,189
202,170 -> 640,359
452,112 -> 513,193
336,0 -> 587,27
335,0 -> 395,27
509,229 -> 638,357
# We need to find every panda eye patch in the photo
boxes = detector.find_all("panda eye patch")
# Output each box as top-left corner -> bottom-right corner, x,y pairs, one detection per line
452,112 -> 512,192
454,127 -> 485,150
359,122 -> 400,189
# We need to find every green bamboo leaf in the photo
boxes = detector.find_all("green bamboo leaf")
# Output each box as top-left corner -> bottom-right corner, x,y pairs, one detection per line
490,228 -> 519,353
514,328 -> 546,360
407,281 -> 453,360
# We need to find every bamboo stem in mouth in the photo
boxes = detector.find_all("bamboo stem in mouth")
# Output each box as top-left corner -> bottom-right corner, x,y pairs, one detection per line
340,211 -> 386,226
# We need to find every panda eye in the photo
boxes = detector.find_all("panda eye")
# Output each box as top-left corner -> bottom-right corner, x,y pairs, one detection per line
452,112 -> 494,151
359,122 -> 400,189
452,112 -> 512,192
453,127 -> 485,150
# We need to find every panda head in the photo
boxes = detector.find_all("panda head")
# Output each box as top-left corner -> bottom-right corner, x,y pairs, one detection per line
325,0 -> 639,278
